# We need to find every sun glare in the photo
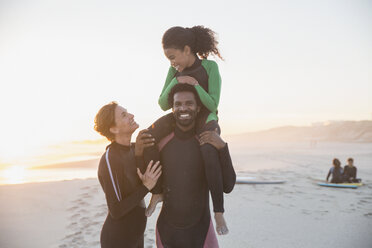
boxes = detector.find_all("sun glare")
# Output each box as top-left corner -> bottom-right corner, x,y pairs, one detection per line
2,166 -> 27,184
0,142 -> 42,166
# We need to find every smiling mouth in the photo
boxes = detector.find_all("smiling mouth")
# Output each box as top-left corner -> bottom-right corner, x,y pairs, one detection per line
173,65 -> 181,71
178,113 -> 191,119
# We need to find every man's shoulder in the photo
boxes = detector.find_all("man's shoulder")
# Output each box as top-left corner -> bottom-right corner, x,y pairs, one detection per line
158,132 -> 176,152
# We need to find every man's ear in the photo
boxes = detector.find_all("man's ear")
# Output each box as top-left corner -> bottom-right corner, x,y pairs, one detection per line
197,106 -> 201,113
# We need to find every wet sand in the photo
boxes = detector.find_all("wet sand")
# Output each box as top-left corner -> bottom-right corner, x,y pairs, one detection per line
1,142 -> 372,248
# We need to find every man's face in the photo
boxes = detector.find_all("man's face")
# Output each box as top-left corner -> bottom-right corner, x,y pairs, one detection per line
111,105 -> 139,136
172,91 -> 200,129
347,160 -> 354,166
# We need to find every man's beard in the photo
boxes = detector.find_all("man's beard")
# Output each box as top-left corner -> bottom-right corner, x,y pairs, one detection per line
174,109 -> 198,127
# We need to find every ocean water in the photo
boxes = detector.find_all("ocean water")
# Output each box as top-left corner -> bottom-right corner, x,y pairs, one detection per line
0,166 -> 98,185
1,142 -> 371,185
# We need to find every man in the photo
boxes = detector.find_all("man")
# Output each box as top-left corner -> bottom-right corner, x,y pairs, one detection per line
155,84 -> 219,248
343,157 -> 361,183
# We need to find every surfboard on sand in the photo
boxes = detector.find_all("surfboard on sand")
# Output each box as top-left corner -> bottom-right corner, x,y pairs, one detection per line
342,182 -> 363,187
236,177 -> 285,184
317,182 -> 358,189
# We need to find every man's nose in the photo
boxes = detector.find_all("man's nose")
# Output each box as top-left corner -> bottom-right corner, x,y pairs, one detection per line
179,104 -> 187,111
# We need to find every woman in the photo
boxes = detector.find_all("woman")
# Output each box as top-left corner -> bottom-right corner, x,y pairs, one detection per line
94,101 -> 161,248
326,158 -> 343,183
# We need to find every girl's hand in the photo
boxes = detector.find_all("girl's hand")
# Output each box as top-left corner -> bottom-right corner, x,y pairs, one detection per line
135,129 -> 155,156
177,76 -> 199,86
199,128 -> 226,150
137,161 -> 162,191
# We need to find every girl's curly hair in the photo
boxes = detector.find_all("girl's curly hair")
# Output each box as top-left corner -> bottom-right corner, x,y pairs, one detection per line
162,25 -> 223,60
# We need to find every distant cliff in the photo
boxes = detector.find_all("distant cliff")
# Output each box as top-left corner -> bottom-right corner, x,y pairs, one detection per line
228,120 -> 372,143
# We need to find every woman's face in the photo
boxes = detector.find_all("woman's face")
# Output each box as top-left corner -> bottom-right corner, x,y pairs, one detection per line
164,47 -> 193,72
111,105 -> 138,136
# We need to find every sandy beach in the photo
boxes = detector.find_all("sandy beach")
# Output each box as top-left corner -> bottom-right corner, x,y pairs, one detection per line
2,0 -> 371,247
1,142 -> 372,248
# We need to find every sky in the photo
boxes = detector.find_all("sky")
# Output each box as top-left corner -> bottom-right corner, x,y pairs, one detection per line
0,0 -> 371,165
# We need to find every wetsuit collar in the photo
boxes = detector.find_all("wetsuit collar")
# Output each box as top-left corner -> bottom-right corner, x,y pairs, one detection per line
174,124 -> 196,140
182,56 -> 201,73
107,141 -> 131,150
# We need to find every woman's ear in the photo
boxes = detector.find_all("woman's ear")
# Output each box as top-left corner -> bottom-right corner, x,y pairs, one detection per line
110,126 -> 118,135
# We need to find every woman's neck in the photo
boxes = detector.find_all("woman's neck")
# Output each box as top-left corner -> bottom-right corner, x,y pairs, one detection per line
115,135 -> 131,146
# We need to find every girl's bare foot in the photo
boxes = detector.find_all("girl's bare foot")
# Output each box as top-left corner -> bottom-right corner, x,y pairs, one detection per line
145,194 -> 163,217
214,212 -> 229,235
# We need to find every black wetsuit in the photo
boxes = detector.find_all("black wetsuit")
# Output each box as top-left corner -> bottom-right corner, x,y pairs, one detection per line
156,126 -> 219,248
326,167 -> 344,183
343,165 -> 361,183
98,142 -> 149,248
145,58 -> 236,213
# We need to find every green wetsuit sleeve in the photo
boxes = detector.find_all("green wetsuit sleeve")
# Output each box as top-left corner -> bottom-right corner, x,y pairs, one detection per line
158,66 -> 178,111
195,60 -> 221,113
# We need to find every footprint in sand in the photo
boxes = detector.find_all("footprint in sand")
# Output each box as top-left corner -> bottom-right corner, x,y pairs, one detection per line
78,209 -> 88,214
358,199 -> 369,205
70,213 -> 80,219
79,192 -> 92,198
60,182 -> 104,248
67,206 -> 79,211
68,221 -> 80,229
90,187 -> 100,194
301,209 -> 311,215
364,213 -> 372,217
316,210 -> 329,216
63,231 -> 82,240
88,241 -> 100,246
95,211 -> 106,218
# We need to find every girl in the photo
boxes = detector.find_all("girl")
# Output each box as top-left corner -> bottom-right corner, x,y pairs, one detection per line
144,26 -> 236,235
326,158 -> 344,183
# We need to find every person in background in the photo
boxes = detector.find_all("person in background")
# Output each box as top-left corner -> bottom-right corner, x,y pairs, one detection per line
343,157 -> 361,183
326,158 -> 344,183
